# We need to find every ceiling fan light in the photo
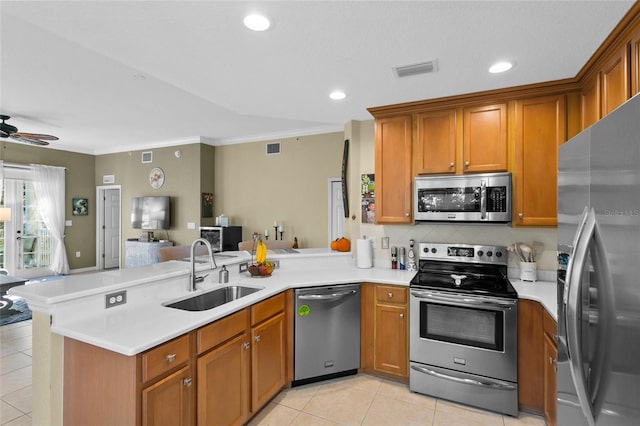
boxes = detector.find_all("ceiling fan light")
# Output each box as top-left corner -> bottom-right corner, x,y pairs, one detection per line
244,14 -> 271,31
489,61 -> 513,74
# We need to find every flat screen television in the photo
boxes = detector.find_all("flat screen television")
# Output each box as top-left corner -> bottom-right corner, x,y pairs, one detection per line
131,196 -> 171,230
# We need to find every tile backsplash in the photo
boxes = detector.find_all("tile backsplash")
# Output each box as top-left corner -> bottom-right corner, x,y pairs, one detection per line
357,223 -> 558,273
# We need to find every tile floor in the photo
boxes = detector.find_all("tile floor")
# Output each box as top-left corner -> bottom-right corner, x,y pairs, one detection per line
1,318 -> 546,426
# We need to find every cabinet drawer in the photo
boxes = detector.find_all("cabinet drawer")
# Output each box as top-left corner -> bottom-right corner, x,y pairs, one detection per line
543,309 -> 557,341
142,334 -> 191,383
375,285 -> 407,304
251,292 -> 285,326
198,309 -> 249,355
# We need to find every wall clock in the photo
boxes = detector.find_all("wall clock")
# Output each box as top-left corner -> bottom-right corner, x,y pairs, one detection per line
149,167 -> 165,189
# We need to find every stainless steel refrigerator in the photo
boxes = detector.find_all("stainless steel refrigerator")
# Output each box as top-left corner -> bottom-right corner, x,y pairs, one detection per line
558,93 -> 640,425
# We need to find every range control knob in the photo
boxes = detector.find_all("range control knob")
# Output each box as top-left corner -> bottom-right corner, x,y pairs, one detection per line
486,251 -> 493,257
496,251 -> 503,257
431,248 -> 437,254
423,247 -> 430,253
477,250 -> 484,257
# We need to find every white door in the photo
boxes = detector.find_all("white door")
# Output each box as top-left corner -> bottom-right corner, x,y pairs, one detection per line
328,178 -> 345,244
96,186 -> 121,270
104,189 -> 120,269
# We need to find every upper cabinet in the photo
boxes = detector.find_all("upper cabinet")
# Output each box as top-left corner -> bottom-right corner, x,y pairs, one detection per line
374,115 -> 413,223
631,27 -> 640,96
600,45 -> 629,117
462,103 -> 508,173
512,95 -> 566,227
414,109 -> 457,174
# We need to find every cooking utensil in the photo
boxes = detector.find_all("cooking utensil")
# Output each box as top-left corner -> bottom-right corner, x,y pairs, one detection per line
520,244 -> 534,262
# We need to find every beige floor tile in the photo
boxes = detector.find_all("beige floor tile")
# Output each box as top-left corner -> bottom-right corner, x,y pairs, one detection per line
0,325 -> 32,343
376,379 -> 437,409
291,412 -> 339,426
3,414 -> 32,426
2,385 -> 32,414
0,353 -> 32,375
273,384 -> 319,410
363,394 -> 436,426
248,402 -> 299,426
503,412 -> 545,426
433,400 -> 505,426
0,337 -> 31,357
0,366 -> 32,398
303,383 -> 376,425
0,400 -> 23,425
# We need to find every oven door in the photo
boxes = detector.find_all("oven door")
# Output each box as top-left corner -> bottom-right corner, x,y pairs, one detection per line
409,289 -> 517,382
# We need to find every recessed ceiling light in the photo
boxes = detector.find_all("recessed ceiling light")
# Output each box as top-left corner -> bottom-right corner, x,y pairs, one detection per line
329,90 -> 346,100
244,14 -> 271,31
489,61 -> 513,74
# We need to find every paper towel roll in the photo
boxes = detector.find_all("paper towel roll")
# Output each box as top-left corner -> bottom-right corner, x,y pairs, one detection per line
357,238 -> 373,268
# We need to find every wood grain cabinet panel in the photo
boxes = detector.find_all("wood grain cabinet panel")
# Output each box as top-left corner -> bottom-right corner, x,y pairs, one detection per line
581,74 -> 601,130
631,29 -> 640,96
374,115 -> 413,223
543,310 -> 558,426
251,312 -> 286,411
601,45 -> 629,116
517,299 -> 544,413
142,365 -> 194,426
513,94 -> 566,226
462,103 -> 508,173
414,108 -> 457,174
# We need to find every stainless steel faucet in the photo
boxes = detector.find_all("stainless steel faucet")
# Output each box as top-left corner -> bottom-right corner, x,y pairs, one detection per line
190,238 -> 217,292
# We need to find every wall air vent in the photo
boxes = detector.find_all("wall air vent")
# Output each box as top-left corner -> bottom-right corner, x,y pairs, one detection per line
393,59 -> 438,78
266,142 -> 281,156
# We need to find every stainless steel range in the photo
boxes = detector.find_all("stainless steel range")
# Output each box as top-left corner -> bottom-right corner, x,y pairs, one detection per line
409,242 -> 518,417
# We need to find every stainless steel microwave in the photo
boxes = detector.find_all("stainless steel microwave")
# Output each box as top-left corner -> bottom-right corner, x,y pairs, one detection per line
414,172 -> 511,223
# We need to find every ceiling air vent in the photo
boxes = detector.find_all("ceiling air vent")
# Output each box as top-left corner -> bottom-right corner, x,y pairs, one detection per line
266,142 -> 281,156
393,59 -> 438,78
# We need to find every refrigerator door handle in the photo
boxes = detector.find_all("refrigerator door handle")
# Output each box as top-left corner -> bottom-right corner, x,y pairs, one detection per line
563,207 -> 589,306
565,208 -> 615,426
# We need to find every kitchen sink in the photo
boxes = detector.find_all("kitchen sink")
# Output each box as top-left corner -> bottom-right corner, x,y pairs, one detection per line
163,285 -> 263,311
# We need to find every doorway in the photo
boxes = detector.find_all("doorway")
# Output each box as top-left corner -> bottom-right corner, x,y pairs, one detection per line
328,178 -> 345,244
96,185 -> 121,270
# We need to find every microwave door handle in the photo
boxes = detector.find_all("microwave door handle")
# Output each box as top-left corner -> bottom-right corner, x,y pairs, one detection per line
480,180 -> 487,219
565,208 -> 600,426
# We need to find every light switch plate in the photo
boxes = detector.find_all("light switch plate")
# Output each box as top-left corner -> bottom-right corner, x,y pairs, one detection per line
381,237 -> 390,249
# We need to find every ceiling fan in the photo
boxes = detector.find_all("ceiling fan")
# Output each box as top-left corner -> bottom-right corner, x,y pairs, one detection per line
0,115 -> 59,146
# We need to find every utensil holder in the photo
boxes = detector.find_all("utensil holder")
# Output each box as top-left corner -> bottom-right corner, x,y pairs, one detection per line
520,261 -> 537,282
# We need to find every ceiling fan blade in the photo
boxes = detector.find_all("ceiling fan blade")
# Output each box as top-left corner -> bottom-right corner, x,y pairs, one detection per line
9,135 -> 50,146
13,132 -> 58,141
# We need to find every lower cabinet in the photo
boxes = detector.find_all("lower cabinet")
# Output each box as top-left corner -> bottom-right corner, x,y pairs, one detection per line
517,299 -> 557,426
63,292 -> 290,426
361,283 -> 408,380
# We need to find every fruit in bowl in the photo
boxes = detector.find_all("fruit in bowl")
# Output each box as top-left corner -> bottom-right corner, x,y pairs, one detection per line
248,261 -> 275,277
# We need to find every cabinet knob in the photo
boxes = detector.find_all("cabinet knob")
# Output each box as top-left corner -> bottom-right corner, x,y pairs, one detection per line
400,313 -> 405,319
183,378 -> 193,387
405,212 -> 410,217
518,213 -> 523,219
449,162 -> 454,168
166,353 -> 176,363
254,335 -> 261,343
243,342 -> 250,350
388,292 -> 393,299
464,161 -> 470,168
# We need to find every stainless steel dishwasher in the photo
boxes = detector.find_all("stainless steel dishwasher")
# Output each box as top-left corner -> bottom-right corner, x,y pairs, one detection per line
293,283 -> 360,385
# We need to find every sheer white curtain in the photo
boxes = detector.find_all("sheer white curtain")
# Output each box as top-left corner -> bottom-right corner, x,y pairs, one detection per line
31,164 -> 69,275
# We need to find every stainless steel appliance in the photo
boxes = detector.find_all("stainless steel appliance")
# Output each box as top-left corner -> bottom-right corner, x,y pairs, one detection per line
293,284 -> 360,385
409,242 -> 518,416
199,226 -> 242,252
557,93 -> 640,425
414,172 -> 511,223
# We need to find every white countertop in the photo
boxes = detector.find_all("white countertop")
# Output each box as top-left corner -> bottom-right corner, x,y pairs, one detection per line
11,249 -> 558,356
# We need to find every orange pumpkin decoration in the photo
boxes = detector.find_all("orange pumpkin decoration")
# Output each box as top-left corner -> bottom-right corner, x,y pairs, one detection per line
331,237 -> 350,252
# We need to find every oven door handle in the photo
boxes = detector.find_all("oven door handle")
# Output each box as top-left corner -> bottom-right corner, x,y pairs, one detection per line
411,365 -> 516,391
410,290 -> 516,308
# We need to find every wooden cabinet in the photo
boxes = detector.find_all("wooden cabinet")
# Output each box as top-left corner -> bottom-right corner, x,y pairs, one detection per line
631,28 -> 640,96
600,45 -> 629,116
361,283 -> 408,380
414,108 -> 457,174
543,310 -> 558,426
517,299 -> 557,426
142,365 -> 194,426
512,95 -> 566,226
251,312 -> 286,410
374,115 -> 413,223
462,103 -> 508,173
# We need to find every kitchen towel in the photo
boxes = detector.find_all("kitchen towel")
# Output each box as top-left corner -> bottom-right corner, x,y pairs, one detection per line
357,238 -> 373,268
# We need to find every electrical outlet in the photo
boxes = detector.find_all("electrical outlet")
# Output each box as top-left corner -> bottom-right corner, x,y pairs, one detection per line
75,251 -> 81,258
381,237 -> 390,249
187,222 -> 196,229
105,290 -> 127,309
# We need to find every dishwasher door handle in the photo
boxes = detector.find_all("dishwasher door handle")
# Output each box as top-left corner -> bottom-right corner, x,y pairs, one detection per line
297,290 -> 357,301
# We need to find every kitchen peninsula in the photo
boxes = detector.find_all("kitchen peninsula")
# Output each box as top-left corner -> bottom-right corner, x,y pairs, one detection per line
10,249 -> 556,425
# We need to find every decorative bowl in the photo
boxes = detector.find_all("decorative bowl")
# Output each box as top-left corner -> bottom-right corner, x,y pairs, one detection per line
248,262 -> 274,277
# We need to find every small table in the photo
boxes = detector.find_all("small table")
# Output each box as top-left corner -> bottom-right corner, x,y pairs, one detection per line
0,275 -> 29,313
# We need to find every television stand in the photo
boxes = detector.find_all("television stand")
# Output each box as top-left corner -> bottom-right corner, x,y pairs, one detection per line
124,240 -> 173,268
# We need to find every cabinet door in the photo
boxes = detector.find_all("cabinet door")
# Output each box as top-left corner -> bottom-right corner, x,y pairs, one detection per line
513,94 -> 566,226
374,115 -> 413,223
543,333 -> 558,426
414,109 -> 457,174
374,303 -> 408,377
197,332 -> 250,426
517,299 -> 543,413
142,365 -> 194,426
581,74 -> 601,129
601,45 -> 629,116
251,312 -> 286,411
462,103 -> 508,173
633,29 -> 640,96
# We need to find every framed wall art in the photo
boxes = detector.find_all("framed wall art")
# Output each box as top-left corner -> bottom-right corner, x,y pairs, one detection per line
72,198 -> 88,216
